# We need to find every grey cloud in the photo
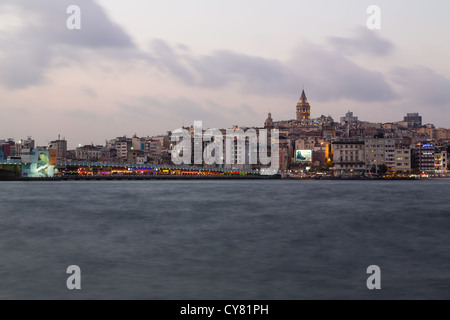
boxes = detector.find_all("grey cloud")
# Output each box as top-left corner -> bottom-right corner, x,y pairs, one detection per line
81,87 -> 97,98
291,43 -> 397,102
120,96 -> 258,127
149,38 -> 396,103
205,100 -> 257,119
4,0 -> 134,48
0,2 -> 399,107
391,66 -> 450,106
328,28 -> 395,56
61,108 -> 99,121
190,50 -> 299,95
150,39 -> 195,84
149,40 -> 299,94
0,0 -> 135,88
126,96 -> 219,121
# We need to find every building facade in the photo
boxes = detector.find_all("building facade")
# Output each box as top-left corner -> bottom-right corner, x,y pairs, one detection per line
332,139 -> 365,177
340,111 -> 360,126
404,113 -> 423,128
394,147 -> 412,173
364,138 -> 396,173
48,138 -> 67,161
435,148 -> 448,173
75,145 -> 102,161
412,143 -> 435,172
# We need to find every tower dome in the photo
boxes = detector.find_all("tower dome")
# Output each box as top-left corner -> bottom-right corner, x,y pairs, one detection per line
264,112 -> 274,128
296,88 -> 311,121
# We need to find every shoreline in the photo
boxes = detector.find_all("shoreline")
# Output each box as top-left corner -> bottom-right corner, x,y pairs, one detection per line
0,175 -> 279,181
2,175 -> 449,182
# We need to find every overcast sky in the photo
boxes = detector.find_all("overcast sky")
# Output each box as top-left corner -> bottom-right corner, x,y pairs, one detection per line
1,0 -> 450,148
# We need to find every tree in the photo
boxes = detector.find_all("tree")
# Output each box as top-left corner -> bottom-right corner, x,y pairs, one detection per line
378,164 -> 388,175
370,165 -> 377,173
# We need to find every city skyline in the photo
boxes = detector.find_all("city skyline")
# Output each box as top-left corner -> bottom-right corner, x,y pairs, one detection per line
2,1 -> 450,303
1,0 -> 450,148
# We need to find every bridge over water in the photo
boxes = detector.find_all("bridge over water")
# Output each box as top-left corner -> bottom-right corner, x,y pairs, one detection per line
1,159 -> 262,178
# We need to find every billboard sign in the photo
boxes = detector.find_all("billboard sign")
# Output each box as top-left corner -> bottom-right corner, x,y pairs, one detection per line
49,149 -> 57,166
295,150 -> 312,162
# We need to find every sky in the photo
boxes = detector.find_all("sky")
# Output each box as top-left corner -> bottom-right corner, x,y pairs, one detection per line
1,0 -> 450,148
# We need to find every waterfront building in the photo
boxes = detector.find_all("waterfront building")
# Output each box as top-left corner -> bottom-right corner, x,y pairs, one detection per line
394,146 -> 412,173
48,136 -> 67,161
412,143 -> 435,173
221,129 -> 253,171
364,138 -> 396,173
15,137 -> 35,156
312,142 -> 330,168
144,139 -> 162,161
98,147 -> 118,163
132,136 -> 144,151
115,140 -> 130,159
332,138 -> 365,177
295,137 -> 326,151
435,148 -> 448,173
127,150 -> 148,164
75,145 -> 102,161
0,139 -> 14,158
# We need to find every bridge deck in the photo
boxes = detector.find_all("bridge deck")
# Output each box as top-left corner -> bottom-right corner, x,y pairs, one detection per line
1,160 -> 260,174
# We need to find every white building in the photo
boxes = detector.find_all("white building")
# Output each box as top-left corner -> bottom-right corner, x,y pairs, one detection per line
340,111 -> 360,125
394,147 -> 412,173
15,137 -> 35,156
332,139 -> 365,177
435,149 -> 448,173
48,137 -> 67,161
75,145 -> 102,161
115,141 -> 129,159
144,140 -> 162,161
364,138 -> 396,173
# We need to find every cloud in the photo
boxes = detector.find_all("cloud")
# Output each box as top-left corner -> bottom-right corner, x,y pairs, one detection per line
390,66 -> 450,106
291,43 -> 397,102
150,39 -> 195,84
119,95 -> 258,128
189,50 -> 298,95
81,87 -> 97,98
148,38 -> 396,103
120,97 -> 220,124
0,1 -> 398,105
61,108 -> 99,121
328,28 -> 395,56
0,0 -> 136,88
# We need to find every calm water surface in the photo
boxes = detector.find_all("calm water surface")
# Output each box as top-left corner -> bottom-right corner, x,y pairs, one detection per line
0,180 -> 449,299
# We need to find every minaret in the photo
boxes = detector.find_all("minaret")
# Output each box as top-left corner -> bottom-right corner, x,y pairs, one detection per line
296,87 -> 311,121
